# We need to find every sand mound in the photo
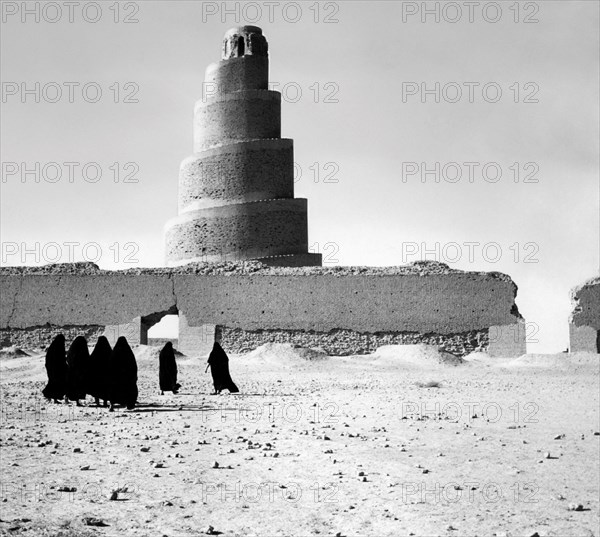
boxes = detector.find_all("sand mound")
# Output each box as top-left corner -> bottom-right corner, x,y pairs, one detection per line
0,346 -> 31,359
370,344 -> 464,367
461,351 -> 509,366
133,345 -> 161,361
133,344 -> 185,361
0,352 -> 45,381
506,352 -> 600,371
463,351 -> 492,362
244,343 -> 329,365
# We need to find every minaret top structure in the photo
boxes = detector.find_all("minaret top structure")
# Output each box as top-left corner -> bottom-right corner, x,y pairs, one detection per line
222,26 -> 268,59
205,26 -> 270,93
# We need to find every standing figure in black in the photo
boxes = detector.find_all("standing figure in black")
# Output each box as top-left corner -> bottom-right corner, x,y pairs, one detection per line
159,342 -> 181,395
108,336 -> 138,411
86,336 -> 112,406
42,334 -> 67,403
206,342 -> 239,394
65,336 -> 89,406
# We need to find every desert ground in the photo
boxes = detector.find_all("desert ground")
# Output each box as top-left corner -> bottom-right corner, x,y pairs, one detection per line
0,343 -> 598,537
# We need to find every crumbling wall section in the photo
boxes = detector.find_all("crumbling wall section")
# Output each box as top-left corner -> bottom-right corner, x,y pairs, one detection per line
0,263 -> 176,329
0,325 -> 104,352
174,270 -> 519,334
569,276 -> 600,353
216,327 -> 489,357
0,261 -> 525,356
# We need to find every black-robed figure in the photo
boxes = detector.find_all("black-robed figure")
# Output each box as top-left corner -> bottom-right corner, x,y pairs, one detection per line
206,341 -> 239,394
86,336 -> 112,406
159,342 -> 181,394
42,334 -> 67,403
108,336 -> 138,411
65,336 -> 90,405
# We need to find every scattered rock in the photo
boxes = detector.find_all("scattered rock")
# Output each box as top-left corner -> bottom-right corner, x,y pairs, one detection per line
82,517 -> 108,527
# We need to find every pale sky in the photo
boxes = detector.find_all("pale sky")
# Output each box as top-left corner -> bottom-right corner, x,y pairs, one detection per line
1,1 -> 599,352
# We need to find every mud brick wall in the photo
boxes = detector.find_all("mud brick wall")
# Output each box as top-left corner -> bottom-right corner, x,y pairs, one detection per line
569,277 -> 600,353
0,325 -> 104,352
0,261 -> 525,357
216,327 -> 490,357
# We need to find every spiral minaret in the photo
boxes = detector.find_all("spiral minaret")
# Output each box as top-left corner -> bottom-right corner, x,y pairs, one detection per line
165,26 -> 322,267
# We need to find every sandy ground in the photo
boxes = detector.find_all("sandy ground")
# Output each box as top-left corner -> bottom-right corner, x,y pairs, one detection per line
0,343 -> 599,537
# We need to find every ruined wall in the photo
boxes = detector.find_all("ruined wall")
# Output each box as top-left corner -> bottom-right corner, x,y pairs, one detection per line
0,261 -> 525,357
216,327 -> 489,357
569,276 -> 600,353
0,270 -> 175,329
0,325 -> 104,353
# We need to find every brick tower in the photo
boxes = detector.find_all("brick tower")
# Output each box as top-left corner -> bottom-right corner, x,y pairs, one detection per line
165,26 -> 322,267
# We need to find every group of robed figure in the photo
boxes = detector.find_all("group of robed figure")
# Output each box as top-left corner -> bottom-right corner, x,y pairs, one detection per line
42,334 -> 238,411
